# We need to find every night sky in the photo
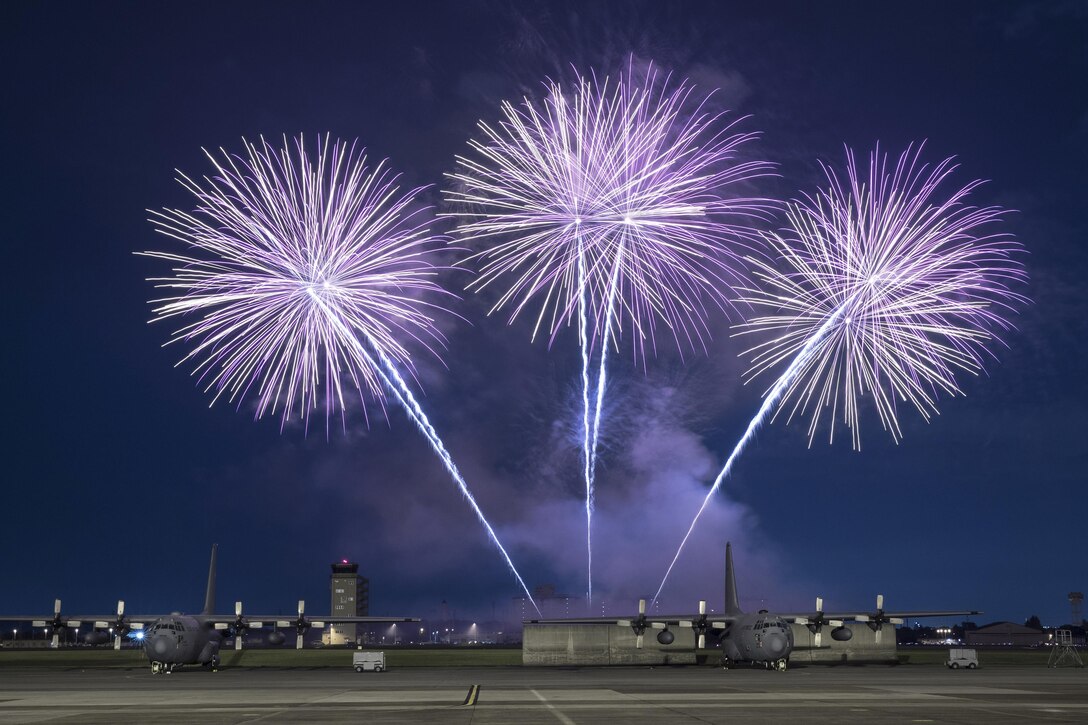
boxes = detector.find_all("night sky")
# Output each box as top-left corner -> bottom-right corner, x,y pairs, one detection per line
3,1 -> 1085,628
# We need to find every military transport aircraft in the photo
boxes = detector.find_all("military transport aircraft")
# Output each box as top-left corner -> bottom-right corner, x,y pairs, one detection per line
8,545 -> 418,674
528,542 -> 980,671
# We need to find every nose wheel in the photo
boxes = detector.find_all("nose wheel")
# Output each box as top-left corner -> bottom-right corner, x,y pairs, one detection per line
774,658 -> 788,672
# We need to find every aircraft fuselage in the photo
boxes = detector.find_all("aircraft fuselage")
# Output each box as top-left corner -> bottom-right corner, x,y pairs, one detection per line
718,612 -> 794,667
142,615 -> 222,673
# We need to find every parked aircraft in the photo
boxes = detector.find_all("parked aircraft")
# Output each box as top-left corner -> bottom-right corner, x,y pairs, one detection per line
528,542 -> 980,671
9,545 -> 418,674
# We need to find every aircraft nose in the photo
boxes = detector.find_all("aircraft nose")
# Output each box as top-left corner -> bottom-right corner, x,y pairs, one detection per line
151,635 -> 171,655
765,632 -> 787,656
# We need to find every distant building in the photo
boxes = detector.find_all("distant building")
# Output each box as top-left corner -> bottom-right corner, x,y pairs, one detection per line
965,621 -> 1046,647
326,560 -> 369,646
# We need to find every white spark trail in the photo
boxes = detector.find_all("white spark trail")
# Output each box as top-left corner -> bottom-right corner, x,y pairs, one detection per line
310,290 -> 541,615
651,304 -> 848,607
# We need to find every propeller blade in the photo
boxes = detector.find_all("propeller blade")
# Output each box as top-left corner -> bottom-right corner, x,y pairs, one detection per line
94,621 -> 109,628
130,623 -> 144,630
816,596 -> 823,611
117,600 -> 125,616
617,619 -> 632,627
676,620 -> 691,627
68,621 -> 82,628
311,621 -> 325,628
697,633 -> 706,649
296,634 -> 303,650
298,600 -> 305,616
875,627 -> 883,645
711,622 -> 727,629
651,622 -> 665,630
214,623 -> 230,630
635,633 -> 644,649
276,620 -> 292,628
235,601 -> 242,616
249,621 -> 264,628
828,620 -> 844,627
638,599 -> 646,615
235,635 -> 242,650
815,631 -> 822,648
855,615 -> 871,622
876,594 -> 884,610
698,600 -> 706,616
113,635 -> 121,650
32,620 -> 46,627
51,634 -> 59,648
54,599 -> 62,615
792,618 -> 810,625
889,617 -> 904,625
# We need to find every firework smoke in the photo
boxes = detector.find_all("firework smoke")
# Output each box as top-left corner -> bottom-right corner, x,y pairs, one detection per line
142,135 -> 539,613
654,144 -> 1027,604
447,62 -> 773,601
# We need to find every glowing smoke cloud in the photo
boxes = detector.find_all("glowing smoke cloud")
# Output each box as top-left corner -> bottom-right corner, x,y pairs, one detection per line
447,62 -> 773,602
142,135 -> 539,613
653,144 -> 1027,604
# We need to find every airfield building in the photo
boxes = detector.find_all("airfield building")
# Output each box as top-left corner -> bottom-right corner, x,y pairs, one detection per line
326,561 -> 369,646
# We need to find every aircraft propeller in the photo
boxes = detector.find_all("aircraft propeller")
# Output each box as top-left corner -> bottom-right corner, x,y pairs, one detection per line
853,594 -> 903,644
791,597 -> 844,648
95,600 -> 141,650
212,601 -> 265,649
677,599 -> 715,649
275,600 -> 325,649
32,599 -> 81,648
617,599 -> 658,649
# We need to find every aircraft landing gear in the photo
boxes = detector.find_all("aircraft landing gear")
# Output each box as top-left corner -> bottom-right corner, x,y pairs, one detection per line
151,661 -> 161,675
211,655 -> 220,673
774,658 -> 788,672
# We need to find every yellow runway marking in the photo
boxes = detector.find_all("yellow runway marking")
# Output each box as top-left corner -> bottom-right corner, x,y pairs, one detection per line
461,684 -> 480,707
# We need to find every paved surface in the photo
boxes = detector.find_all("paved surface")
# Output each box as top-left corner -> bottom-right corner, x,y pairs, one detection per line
0,665 -> 1085,723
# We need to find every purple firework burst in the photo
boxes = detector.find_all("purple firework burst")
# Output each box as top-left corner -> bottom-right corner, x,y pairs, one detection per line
653,144 -> 1027,604
446,62 -> 774,357
143,135 -> 451,431
736,143 -> 1028,448
142,134 -> 541,611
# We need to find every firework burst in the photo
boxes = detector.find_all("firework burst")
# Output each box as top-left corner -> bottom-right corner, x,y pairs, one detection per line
144,135 -> 450,430
142,135 -> 539,612
738,143 -> 1027,448
447,62 -> 773,602
447,63 -> 773,355
653,143 -> 1027,604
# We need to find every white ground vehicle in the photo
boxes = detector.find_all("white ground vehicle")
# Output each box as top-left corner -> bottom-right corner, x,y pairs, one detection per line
353,650 -> 386,672
946,648 -> 979,669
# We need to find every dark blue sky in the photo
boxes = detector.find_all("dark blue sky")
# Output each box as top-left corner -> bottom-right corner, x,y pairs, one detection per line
2,1 -> 1085,627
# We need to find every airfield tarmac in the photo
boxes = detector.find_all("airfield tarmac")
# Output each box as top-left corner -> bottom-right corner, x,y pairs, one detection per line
0,664 -> 1085,724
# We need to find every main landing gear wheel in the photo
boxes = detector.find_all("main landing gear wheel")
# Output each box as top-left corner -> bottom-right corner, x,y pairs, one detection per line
774,659 -> 788,672
151,662 -> 162,675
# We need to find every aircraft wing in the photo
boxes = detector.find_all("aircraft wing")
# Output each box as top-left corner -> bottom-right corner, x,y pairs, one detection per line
236,615 -> 420,624
832,610 -> 979,620
776,609 -> 980,621
526,614 -> 739,626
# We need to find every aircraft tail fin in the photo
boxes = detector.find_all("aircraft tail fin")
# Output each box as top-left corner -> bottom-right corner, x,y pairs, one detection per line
203,544 -> 218,615
724,542 -> 742,615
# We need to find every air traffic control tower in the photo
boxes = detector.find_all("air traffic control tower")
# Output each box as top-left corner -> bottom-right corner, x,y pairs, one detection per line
327,561 -> 369,645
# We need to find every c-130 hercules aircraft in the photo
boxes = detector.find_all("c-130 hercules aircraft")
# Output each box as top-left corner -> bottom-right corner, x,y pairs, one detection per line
10,545 -> 419,674
529,542 -> 980,671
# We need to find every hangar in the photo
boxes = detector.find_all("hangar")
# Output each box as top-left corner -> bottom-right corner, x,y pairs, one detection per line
523,621 -> 896,666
